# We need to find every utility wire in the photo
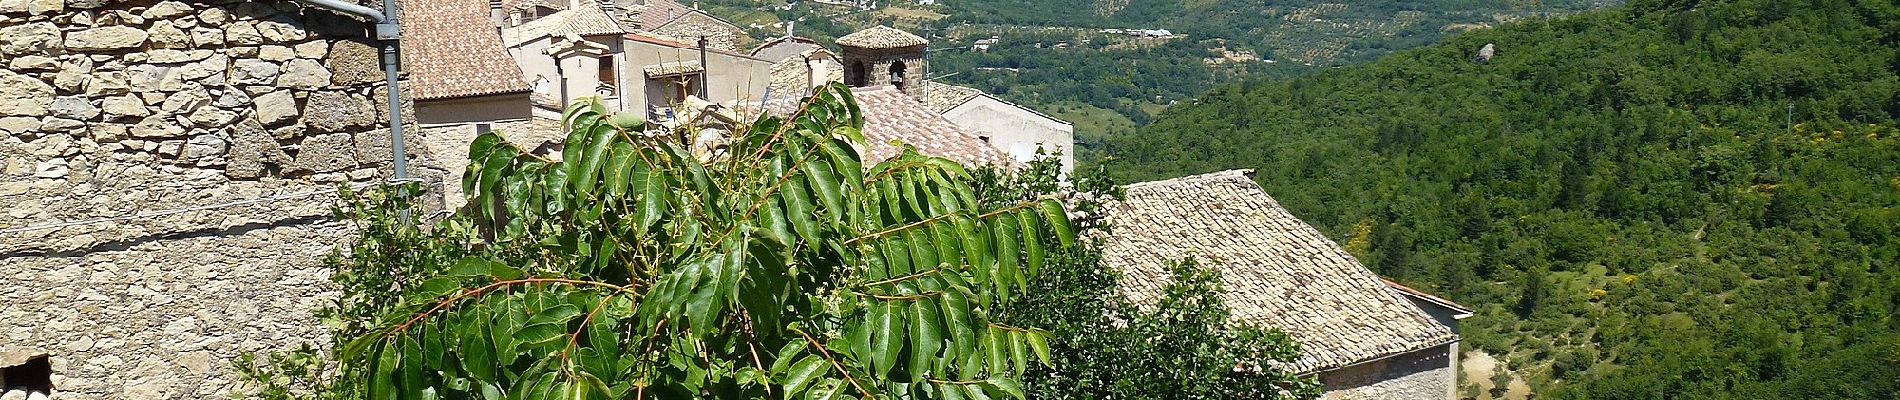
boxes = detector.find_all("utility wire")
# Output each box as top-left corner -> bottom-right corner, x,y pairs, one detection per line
0,178 -> 426,236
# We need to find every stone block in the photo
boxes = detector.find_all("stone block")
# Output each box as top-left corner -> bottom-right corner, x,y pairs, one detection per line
85,71 -> 130,96
141,1 -> 192,19
147,21 -> 190,49
129,114 -> 185,138
64,26 -> 148,51
189,26 -> 224,46
324,40 -> 381,87
259,45 -> 294,61
7,55 -> 56,70
100,95 -> 148,120
185,107 -> 234,127
255,19 -> 305,43
39,117 -> 83,132
293,41 -> 327,59
212,87 -> 252,109
0,22 -> 56,56
0,70 -> 54,117
185,133 -> 227,160
48,96 -> 99,120
276,59 -> 331,90
0,117 -> 40,135
224,117 -> 289,179
229,59 -> 280,86
289,133 -> 355,173
252,90 -> 297,126
224,22 -> 262,46
301,91 -> 374,133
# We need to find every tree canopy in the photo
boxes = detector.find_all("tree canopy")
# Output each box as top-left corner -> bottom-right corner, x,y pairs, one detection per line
1107,0 -> 1900,396
248,85 -> 1087,400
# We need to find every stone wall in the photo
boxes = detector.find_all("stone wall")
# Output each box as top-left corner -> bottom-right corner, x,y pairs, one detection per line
0,0 -> 451,398
840,47 -> 926,96
1317,343 -> 1457,400
646,11 -> 744,52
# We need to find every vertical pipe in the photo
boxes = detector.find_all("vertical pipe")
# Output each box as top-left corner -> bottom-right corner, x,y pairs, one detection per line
697,36 -> 709,99
381,0 -> 410,224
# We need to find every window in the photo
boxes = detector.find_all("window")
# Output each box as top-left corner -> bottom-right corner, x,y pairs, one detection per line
889,61 -> 907,90
846,61 -> 867,86
597,56 -> 617,96
646,73 -> 703,119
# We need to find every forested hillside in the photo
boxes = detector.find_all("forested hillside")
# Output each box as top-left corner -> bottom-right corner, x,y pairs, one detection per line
931,0 -> 1616,156
1108,0 -> 1900,396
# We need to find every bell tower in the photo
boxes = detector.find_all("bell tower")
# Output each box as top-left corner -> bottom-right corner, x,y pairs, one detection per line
835,26 -> 928,96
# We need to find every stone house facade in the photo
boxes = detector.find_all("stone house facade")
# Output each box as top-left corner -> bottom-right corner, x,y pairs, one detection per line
0,0 -> 459,398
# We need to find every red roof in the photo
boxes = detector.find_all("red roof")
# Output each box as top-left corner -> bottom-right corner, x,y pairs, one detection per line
401,0 -> 531,100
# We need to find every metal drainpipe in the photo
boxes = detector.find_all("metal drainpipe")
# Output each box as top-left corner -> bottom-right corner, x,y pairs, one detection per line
697,36 -> 709,99
291,0 -> 408,223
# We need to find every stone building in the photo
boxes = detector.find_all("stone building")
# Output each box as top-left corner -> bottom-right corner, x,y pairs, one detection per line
0,0 -> 470,398
643,7 -> 746,52
1100,170 -> 1469,400
836,25 -> 929,96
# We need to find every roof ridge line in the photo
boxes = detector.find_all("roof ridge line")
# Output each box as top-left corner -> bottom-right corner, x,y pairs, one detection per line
1123,169 -> 1256,190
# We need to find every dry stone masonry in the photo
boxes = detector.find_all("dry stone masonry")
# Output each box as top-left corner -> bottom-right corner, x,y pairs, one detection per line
0,0 -> 454,398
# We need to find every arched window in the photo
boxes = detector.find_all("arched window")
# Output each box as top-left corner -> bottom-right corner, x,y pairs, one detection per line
846,61 -> 867,87
888,61 -> 908,89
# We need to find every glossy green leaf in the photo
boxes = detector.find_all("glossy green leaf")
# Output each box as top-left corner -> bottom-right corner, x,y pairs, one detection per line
782,356 -> 827,397
1038,199 -> 1074,247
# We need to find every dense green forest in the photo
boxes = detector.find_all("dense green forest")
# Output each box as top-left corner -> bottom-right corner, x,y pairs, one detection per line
1108,0 -> 1900,396
925,0 -> 1615,149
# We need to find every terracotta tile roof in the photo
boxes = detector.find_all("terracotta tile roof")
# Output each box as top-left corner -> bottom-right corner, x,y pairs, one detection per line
402,0 -> 532,100
1100,170 -> 1458,374
915,81 -> 984,113
836,26 -> 928,49
506,1 -> 626,47
626,0 -> 693,30
746,86 -> 1016,168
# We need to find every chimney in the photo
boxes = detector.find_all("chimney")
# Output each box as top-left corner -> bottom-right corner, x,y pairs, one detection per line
786,20 -> 794,37
490,0 -> 505,28
568,0 -> 582,10
599,0 -> 617,16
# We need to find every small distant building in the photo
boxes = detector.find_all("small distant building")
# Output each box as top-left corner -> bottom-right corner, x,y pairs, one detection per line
1102,170 -> 1468,400
972,36 -> 1000,52
918,83 -> 1074,173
